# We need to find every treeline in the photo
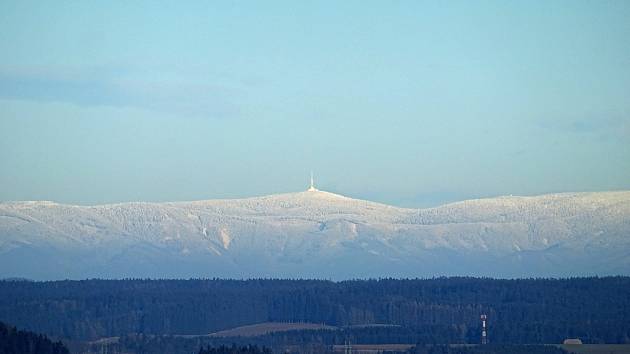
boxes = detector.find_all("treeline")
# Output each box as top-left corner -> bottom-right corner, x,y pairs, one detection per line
80,335 -> 573,354
82,328 -> 573,354
0,321 -> 68,354
0,277 -> 629,344
83,328 -> 453,354
198,344 -> 272,354
409,344 -> 568,354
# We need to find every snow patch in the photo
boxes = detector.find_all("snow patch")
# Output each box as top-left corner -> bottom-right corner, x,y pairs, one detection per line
219,228 -> 231,249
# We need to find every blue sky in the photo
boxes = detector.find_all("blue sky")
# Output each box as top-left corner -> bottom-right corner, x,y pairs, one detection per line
1,1 -> 629,207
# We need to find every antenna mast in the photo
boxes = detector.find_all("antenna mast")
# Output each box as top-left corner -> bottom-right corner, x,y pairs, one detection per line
481,314 -> 488,345
308,171 -> 317,192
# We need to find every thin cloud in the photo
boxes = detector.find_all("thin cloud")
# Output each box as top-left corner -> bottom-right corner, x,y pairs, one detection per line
0,66 -> 242,118
537,113 -> 630,142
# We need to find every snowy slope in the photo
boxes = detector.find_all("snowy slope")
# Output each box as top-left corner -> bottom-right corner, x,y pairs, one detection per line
1,190 -> 629,279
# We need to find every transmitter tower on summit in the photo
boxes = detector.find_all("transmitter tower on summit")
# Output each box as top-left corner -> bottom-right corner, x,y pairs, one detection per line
307,171 -> 318,192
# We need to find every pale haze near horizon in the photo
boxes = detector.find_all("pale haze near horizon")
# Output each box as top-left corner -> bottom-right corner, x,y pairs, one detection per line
0,1 -> 629,208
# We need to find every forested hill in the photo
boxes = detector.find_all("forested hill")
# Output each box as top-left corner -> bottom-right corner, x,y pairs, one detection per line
0,321 -> 68,354
0,277 -> 629,345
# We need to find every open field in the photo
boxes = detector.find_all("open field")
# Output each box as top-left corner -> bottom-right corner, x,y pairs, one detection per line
208,322 -> 337,337
557,344 -> 630,354
332,344 -> 415,353
330,344 -> 630,354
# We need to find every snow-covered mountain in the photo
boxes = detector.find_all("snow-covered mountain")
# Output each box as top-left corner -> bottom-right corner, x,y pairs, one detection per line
1,189 -> 629,279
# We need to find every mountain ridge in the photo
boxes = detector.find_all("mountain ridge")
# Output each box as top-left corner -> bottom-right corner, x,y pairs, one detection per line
1,190 -> 629,279
6,189 -> 628,208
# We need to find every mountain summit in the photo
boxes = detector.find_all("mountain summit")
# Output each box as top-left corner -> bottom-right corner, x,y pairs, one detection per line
1,190 -> 629,279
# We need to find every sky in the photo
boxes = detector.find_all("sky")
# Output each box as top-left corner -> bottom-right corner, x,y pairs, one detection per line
1,1 -> 629,207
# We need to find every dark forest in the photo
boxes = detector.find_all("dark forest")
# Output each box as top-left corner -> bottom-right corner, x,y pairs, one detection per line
1,277 -> 628,347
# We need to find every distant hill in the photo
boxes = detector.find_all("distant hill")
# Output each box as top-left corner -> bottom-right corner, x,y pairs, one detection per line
1,190 -> 629,279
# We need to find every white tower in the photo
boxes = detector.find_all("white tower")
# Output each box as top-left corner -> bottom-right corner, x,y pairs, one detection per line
307,171 -> 318,192
481,314 -> 488,344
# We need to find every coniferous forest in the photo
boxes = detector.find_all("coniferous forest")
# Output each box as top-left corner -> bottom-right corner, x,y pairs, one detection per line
408,344 -> 568,354
0,321 -> 69,354
197,344 -> 273,354
0,277 -> 629,349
